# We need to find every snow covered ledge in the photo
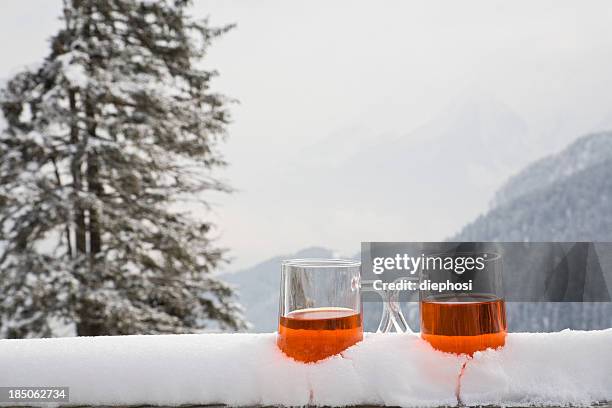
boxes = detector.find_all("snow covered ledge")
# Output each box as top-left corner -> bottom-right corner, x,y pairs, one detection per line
1,330 -> 611,407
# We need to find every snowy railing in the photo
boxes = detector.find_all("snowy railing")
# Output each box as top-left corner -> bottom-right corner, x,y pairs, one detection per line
1,330 -> 611,407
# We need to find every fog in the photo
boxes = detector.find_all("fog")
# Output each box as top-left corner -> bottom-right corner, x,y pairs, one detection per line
2,0 -> 612,268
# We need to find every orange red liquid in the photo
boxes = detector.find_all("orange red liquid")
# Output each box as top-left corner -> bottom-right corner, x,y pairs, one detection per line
420,294 -> 507,355
277,307 -> 363,362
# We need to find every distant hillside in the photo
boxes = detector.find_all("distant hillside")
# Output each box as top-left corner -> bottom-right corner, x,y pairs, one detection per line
226,247 -> 336,332
454,134 -> 612,241
344,91 -> 535,236
278,91 -> 537,243
453,132 -> 612,331
230,133 -> 612,333
492,131 -> 612,207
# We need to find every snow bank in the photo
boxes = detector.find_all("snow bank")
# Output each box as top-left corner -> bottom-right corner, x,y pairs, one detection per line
1,330 -> 611,407
461,329 -> 612,406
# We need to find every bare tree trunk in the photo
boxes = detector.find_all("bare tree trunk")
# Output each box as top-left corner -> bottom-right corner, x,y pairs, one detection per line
86,97 -> 101,258
69,90 -> 86,255
72,91 -> 106,337
51,157 -> 73,258
75,6 -> 106,337
87,155 -> 101,256
76,302 -> 105,337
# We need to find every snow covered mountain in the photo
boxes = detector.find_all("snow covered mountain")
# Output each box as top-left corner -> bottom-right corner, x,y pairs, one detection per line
492,131 -> 612,208
231,132 -> 612,332
356,92 -> 532,183
345,91 -> 539,239
453,132 -> 612,331
259,91 -> 539,247
455,132 -> 612,241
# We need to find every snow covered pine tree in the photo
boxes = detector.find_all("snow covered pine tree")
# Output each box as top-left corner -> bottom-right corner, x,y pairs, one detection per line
0,0 -> 247,337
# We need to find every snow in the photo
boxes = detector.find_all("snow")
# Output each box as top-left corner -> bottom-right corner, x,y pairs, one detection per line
461,329 -> 612,406
0,330 -> 611,407
57,53 -> 88,88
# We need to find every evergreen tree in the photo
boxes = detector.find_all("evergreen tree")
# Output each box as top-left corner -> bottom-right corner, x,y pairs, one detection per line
0,0 -> 247,337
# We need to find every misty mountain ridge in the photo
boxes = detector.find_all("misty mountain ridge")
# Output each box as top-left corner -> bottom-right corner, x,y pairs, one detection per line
294,91 -> 536,179
407,91 -> 530,146
451,131 -> 612,332
492,131 -> 612,208
353,91 -> 533,182
456,132 -> 612,241
351,91 -> 539,242
233,131 -> 612,332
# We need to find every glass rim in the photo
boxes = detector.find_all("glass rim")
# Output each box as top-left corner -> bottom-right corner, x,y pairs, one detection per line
281,258 -> 361,268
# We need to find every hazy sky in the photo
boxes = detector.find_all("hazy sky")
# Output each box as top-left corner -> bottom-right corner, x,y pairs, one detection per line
2,1 -> 612,269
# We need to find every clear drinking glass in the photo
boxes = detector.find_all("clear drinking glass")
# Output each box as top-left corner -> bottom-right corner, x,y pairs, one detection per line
419,251 -> 507,355
277,259 -> 363,362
